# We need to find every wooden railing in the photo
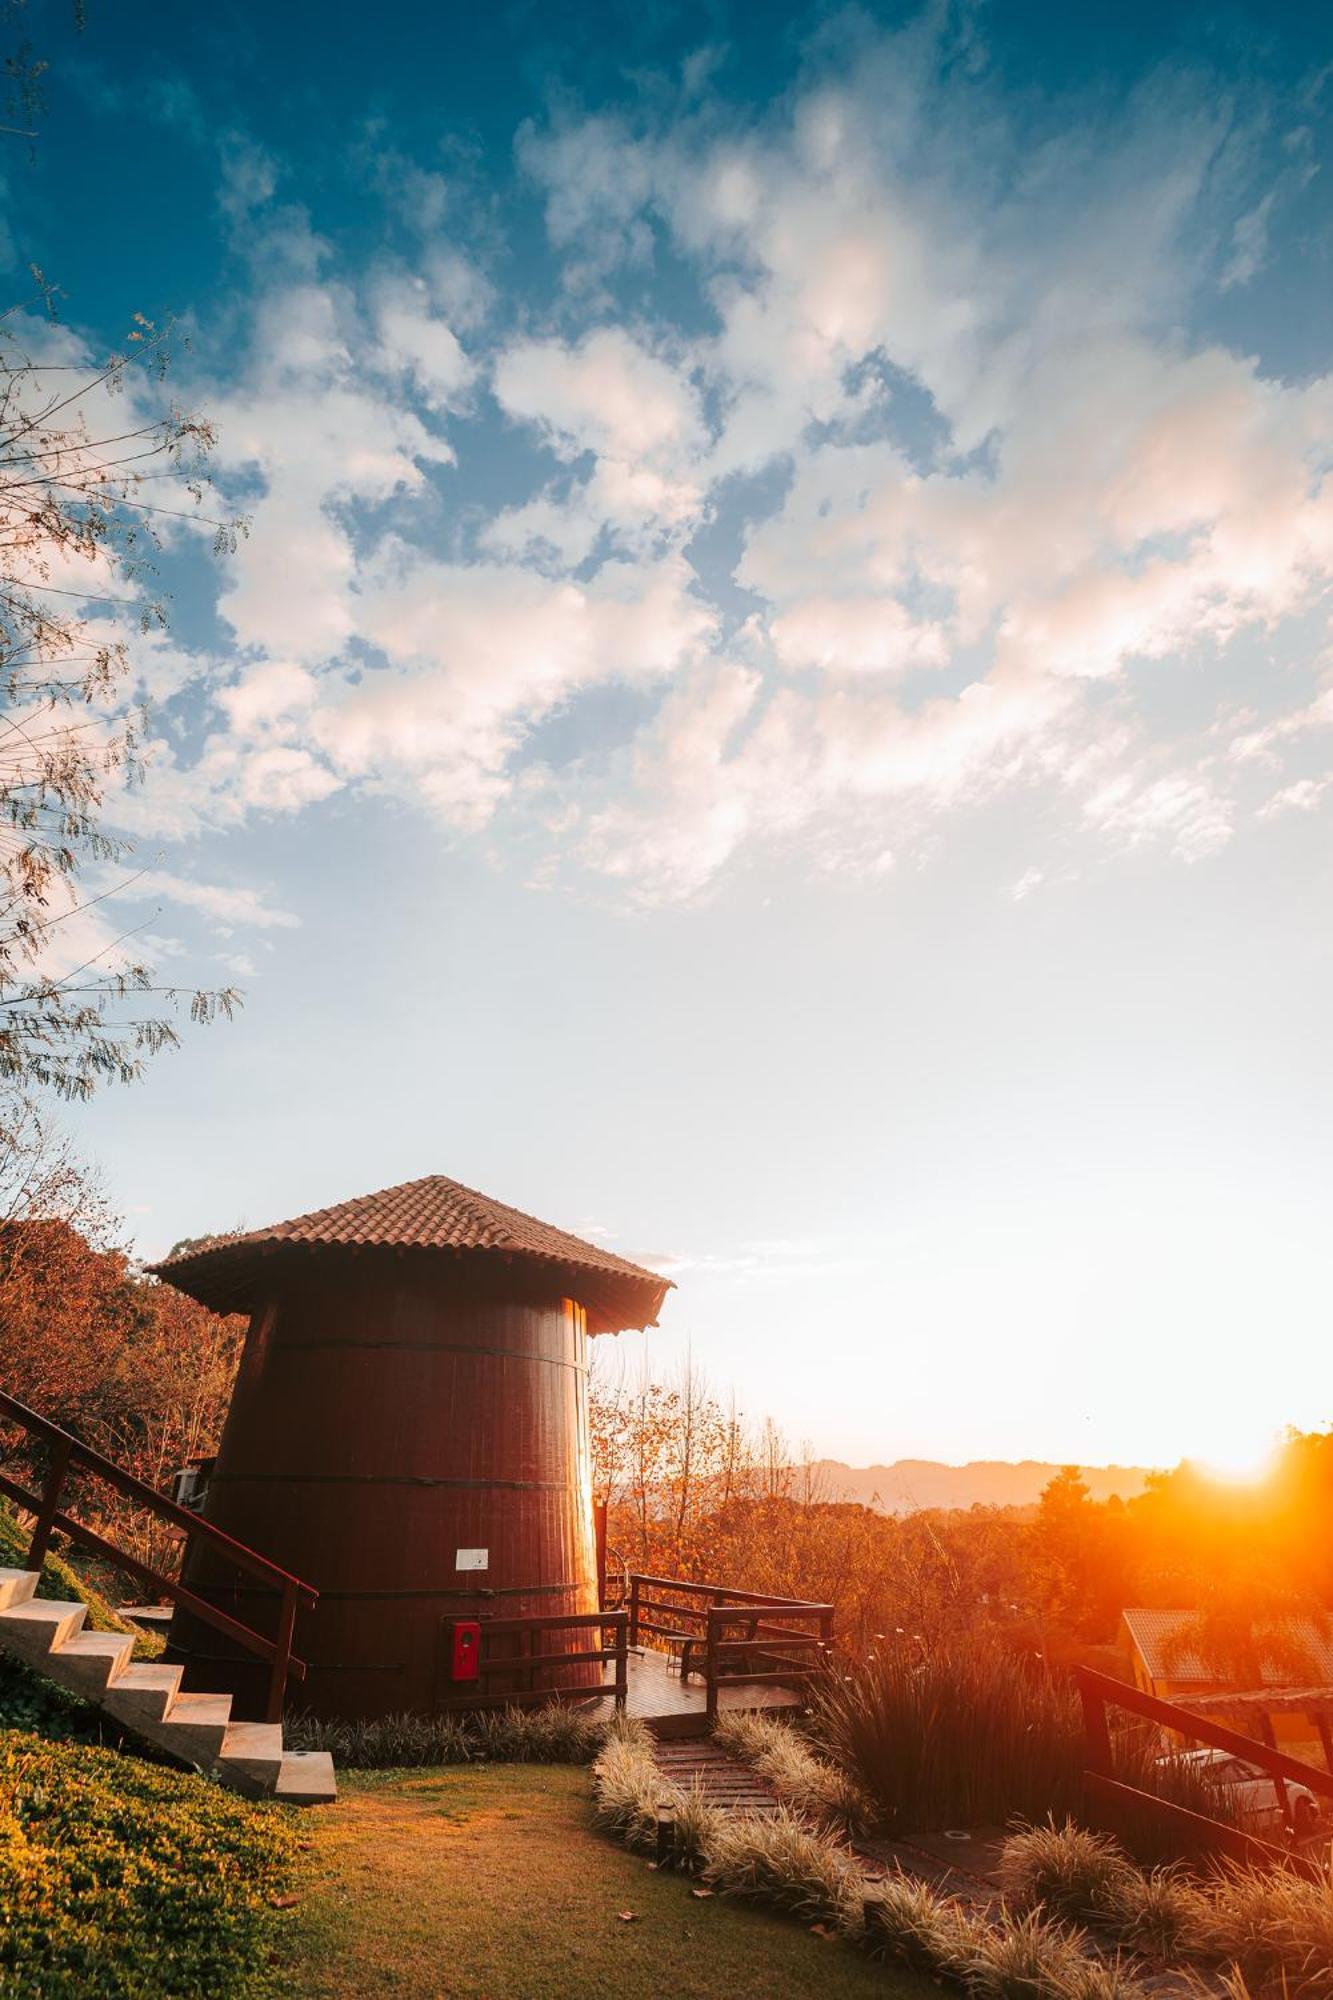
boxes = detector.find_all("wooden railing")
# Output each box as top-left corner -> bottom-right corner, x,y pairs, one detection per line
438,1609 -> 629,1712
1076,1665 -> 1333,1875
622,1572 -> 834,1722
0,1388 -> 318,1724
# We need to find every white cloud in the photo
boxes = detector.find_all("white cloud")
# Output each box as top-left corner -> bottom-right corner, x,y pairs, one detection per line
120,871 -> 300,931
113,40 -> 1333,906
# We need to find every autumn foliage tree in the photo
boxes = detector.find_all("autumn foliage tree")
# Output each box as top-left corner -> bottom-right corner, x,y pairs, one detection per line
0,1213 -> 244,1568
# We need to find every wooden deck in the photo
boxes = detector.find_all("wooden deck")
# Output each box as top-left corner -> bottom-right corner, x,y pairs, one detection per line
584,1645 -> 806,1739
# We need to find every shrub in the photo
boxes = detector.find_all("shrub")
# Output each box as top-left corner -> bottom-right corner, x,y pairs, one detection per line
813,1640 -> 1237,1862
812,1641 -> 1087,1834
701,1806 -> 864,1925
714,1709 -> 876,1834
0,1727 -> 297,1999
1000,1818 -> 1138,1921
285,1701 -> 614,1769
1000,1820 -> 1333,1997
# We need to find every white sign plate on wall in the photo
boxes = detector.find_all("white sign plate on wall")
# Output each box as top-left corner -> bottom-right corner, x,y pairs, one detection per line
455,1548 -> 488,1571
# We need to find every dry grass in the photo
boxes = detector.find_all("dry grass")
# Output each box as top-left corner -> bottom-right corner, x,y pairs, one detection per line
701,1806 -> 864,1924
592,1718 -> 1154,1999
999,1819 -> 1138,1921
714,1710 -> 876,1834
1000,1818 -> 1333,1997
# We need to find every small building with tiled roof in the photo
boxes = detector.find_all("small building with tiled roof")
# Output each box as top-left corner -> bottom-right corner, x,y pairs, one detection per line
154,1173 -> 671,1334
154,1173 -> 671,1721
1119,1607 -> 1333,1756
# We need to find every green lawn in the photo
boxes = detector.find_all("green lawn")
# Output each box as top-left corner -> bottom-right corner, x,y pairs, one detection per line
288,1763 -> 930,2000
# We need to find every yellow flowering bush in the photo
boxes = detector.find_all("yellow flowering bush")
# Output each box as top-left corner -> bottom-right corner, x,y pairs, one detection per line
0,1729 -> 300,1998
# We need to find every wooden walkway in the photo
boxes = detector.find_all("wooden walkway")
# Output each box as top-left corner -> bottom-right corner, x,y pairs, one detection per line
653,1736 -> 782,1812
587,1645 -> 806,1739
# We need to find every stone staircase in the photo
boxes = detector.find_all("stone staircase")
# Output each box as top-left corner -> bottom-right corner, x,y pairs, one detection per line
0,1566 -> 335,1805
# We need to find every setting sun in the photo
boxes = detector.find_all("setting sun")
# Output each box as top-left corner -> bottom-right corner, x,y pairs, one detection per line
1189,1438 -> 1282,1486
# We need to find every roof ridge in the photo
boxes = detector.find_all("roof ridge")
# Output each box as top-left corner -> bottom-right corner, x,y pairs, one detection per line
151,1170 -> 673,1335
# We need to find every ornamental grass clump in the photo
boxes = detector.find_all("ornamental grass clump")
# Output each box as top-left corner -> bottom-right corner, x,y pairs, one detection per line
1201,1860 -> 1333,1998
714,1710 -> 876,1835
812,1639 -> 1086,1834
287,1701 -> 615,1769
701,1806 -> 864,1926
813,1639 -> 1237,1862
1109,1864 -> 1208,1960
999,1819 -> 1333,1995
589,1717 -> 664,1853
858,1871 -> 978,1977
1000,1818 -> 1138,1923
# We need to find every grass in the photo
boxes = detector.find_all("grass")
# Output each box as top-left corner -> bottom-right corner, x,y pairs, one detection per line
592,1713 -> 1151,1999
0,1727 -> 298,2000
812,1642 -> 1235,1861
286,1699 -> 613,1768
999,1818 -> 1333,1996
285,1760 -> 930,2000
714,1710 -> 876,1834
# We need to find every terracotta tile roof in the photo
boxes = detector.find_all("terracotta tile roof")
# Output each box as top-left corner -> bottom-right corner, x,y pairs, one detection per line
151,1174 -> 673,1333
1121,1607 -> 1333,1686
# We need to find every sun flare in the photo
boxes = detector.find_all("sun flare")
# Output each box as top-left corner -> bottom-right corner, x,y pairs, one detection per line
1190,1437 -> 1281,1486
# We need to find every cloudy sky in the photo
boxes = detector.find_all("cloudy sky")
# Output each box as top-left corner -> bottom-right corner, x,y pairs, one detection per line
18,0 -> 1333,1473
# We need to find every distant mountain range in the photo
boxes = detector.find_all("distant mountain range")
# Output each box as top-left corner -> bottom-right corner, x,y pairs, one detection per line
812,1458 -> 1151,1514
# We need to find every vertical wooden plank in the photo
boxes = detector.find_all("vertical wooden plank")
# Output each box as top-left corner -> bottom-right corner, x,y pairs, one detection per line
1077,1670 -> 1113,1775
705,1608 -> 719,1725
266,1580 -> 297,1724
594,1498 -> 608,1612
25,1436 -> 72,1572
614,1613 -> 628,1714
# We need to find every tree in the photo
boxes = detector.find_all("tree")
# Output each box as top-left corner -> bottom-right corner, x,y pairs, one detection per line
0,1212 -> 245,1566
0,300 -> 244,1097
0,5 -> 243,1099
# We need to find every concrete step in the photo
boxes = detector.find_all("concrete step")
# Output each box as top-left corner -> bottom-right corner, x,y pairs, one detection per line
0,1567 -> 39,1612
49,1629 -> 136,1697
155,1690 -> 233,1763
219,1720 -> 286,1784
0,1596 -> 87,1663
275,1749 -> 338,1805
0,1572 -> 336,1806
104,1661 -> 183,1725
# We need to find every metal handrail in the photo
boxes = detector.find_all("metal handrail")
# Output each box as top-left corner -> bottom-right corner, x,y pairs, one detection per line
0,1386 -> 318,1723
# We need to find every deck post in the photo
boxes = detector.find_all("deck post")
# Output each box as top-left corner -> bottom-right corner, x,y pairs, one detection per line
24,1434 -> 72,1572
266,1579 -> 299,1725
613,1613 -> 628,1713
628,1573 -> 641,1648
1078,1671 -> 1113,1776
705,1607 -> 719,1725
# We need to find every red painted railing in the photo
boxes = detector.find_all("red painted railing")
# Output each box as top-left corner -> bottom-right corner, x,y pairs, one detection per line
436,1609 -> 629,1712
0,1388 -> 318,1723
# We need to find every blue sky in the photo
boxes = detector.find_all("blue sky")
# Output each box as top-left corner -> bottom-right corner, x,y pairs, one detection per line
15,0 -> 1333,1471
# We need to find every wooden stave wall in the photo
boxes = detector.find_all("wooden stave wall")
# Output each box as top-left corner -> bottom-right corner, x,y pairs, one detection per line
170,1254 -> 601,1720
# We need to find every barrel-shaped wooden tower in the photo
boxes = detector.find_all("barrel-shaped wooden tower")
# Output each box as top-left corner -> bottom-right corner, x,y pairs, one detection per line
152,1176 -> 670,1721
